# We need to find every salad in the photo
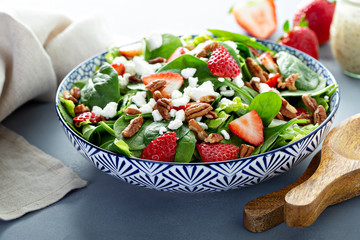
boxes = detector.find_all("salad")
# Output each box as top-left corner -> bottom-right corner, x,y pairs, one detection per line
57,29 -> 337,163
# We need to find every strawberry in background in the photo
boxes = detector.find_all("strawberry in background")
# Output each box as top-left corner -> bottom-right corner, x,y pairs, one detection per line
293,0 -> 336,45
230,0 -> 277,39
278,18 -> 319,60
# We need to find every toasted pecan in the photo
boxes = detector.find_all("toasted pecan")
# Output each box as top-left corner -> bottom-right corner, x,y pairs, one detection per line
185,103 -> 213,121
246,57 -> 267,83
302,94 -> 318,113
156,98 -> 172,121
239,144 -> 255,158
145,79 -> 166,92
314,105 -> 327,125
122,115 -> 144,138
204,133 -> 223,144
188,119 -> 208,141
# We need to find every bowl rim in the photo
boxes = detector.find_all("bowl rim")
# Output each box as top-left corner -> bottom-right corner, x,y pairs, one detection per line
55,39 -> 340,166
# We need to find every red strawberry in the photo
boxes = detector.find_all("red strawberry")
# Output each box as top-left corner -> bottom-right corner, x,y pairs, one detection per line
295,106 -> 309,116
119,42 -> 142,58
140,132 -> 178,162
111,63 -> 125,76
208,45 -> 241,78
142,72 -> 184,98
166,47 -> 186,63
196,142 -> 240,162
294,0 -> 336,45
265,73 -> 280,88
231,0 -> 277,39
73,112 -> 101,127
228,110 -> 264,146
278,20 -> 319,60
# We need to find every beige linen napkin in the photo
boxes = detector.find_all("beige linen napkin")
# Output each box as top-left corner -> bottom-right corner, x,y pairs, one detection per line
0,10 -> 115,220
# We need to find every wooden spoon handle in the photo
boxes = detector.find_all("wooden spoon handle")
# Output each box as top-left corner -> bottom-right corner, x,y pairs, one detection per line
243,151 -> 322,232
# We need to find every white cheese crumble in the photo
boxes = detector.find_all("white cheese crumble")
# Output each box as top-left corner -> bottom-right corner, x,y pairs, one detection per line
152,110 -> 163,122
221,130 -> 230,140
92,102 -> 118,119
169,109 -> 177,118
127,104 -> 139,110
233,73 -> 244,88
218,77 -> 225,82
224,40 -> 239,53
172,95 -> 190,107
219,98 -> 232,106
198,122 -> 208,130
188,77 -> 198,88
184,81 -> 219,102
251,77 -> 261,82
124,62 -> 136,75
131,91 -> 147,107
220,89 -> 235,97
181,68 -> 197,79
118,73 -> 131,89
268,72 -> 276,79
113,56 -> 127,64
148,98 -> 156,108
133,56 -> 155,77
259,83 -> 271,93
159,126 -> 167,135
147,33 -> 163,51
168,119 -> 183,130
171,90 -> 183,99
175,110 -> 185,122
140,104 -> 153,114
195,116 -> 202,122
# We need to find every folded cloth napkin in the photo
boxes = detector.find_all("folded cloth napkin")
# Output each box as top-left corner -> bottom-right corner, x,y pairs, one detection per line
0,10 -> 116,220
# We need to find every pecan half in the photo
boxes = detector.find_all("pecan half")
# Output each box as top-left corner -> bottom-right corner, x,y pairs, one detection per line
129,75 -> 142,83
188,119 -> 208,141
302,94 -> 318,113
200,95 -> 217,103
314,105 -> 327,125
204,133 -> 223,144
247,46 -> 260,57
63,90 -> 77,103
156,98 -> 172,121
70,87 -> 81,99
122,115 -> 144,138
239,144 -> 255,158
246,57 -> 267,83
145,79 -> 166,92
285,73 -> 299,91
148,57 -> 166,64
205,111 -> 218,119
250,79 -> 260,93
185,103 -> 213,121
123,107 -> 142,115
74,104 -> 90,115
276,112 -> 285,121
280,98 -> 298,119
153,90 -> 164,101
277,81 -> 287,90
244,81 -> 253,89
195,40 -> 219,58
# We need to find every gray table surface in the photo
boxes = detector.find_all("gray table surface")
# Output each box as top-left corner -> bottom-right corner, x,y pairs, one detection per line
1,0 -> 360,239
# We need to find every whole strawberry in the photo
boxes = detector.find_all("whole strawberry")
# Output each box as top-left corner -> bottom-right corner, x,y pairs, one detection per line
196,142 -> 240,162
278,20 -> 319,60
294,0 -> 336,45
208,45 -> 241,78
140,132 -> 178,162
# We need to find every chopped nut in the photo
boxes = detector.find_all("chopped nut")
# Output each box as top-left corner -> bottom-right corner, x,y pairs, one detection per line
123,107 -> 142,115
199,95 -> 217,103
153,90 -> 164,101
285,73 -> 299,91
188,119 -> 208,141
204,133 -> 223,144
246,57 -> 267,83
70,87 -> 81,99
185,103 -> 213,121
128,75 -> 142,83
276,112 -> 285,121
270,90 -> 298,119
156,98 -> 172,121
145,79 -> 166,92
122,115 -> 144,138
74,104 -> 90,115
195,40 -> 219,58
302,94 -> 318,113
277,81 -> 287,90
296,113 -> 313,125
250,79 -> 261,93
239,144 -> 255,158
244,81 -> 253,89
148,57 -> 166,64
247,46 -> 260,57
63,90 -> 77,103
314,105 -> 327,125
205,111 -> 218,119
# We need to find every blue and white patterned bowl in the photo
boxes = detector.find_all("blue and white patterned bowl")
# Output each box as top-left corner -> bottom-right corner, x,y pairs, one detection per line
55,40 -> 340,193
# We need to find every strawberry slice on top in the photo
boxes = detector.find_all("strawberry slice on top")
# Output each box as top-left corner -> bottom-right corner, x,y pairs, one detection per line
141,132 -> 178,162
208,45 -> 241,78
231,0 -> 277,39
196,142 -> 240,162
119,42 -> 142,58
166,47 -> 186,63
228,110 -> 264,146
142,72 -> 184,98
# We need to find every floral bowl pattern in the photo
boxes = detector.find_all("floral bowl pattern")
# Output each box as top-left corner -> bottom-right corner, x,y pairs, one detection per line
55,40 -> 340,193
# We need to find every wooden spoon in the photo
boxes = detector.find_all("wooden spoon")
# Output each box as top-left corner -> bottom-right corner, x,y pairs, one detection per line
285,114 -> 360,228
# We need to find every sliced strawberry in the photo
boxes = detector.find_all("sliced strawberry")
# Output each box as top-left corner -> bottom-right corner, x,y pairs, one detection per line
73,112 -> 101,127
119,42 -> 142,58
140,132 -> 178,162
142,72 -> 184,98
231,0 -> 277,39
166,47 -> 186,63
111,63 -> 125,76
196,142 -> 240,162
265,73 -> 280,88
259,52 -> 279,73
171,103 -> 196,111
295,107 -> 309,116
208,45 -> 241,78
228,110 -> 264,146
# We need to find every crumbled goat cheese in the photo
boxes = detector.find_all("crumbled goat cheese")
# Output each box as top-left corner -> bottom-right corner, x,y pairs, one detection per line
181,68 -> 197,79
92,102 -> 117,119
188,77 -> 198,88
224,41 -> 239,53
218,77 -> 225,82
159,126 -> 167,135
140,104 -> 153,114
233,73 -> 244,88
268,72 -> 276,79
195,117 -> 202,122
219,98 -> 232,106
118,73 -> 131,89
171,90 -> 183,99
169,109 -> 177,118
172,95 -> 190,107
168,119 -> 183,130
124,62 -> 136,75
133,56 -> 155,77
259,83 -> 271,93
221,130 -> 230,140
152,110 -> 163,122
131,91 -> 147,107
148,98 -> 156,108
127,104 -> 139,110
184,81 -> 219,102
198,122 -> 208,130
113,56 -> 127,64
92,106 -> 103,117
219,85 -> 228,91
147,33 -> 163,51
251,77 -> 261,82
175,110 -> 185,122
220,89 -> 235,97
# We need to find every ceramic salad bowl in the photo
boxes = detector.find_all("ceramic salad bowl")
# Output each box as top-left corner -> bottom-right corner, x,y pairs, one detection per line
55,36 -> 339,193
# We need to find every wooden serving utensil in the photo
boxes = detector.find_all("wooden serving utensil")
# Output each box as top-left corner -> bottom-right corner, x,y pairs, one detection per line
285,114 -> 360,228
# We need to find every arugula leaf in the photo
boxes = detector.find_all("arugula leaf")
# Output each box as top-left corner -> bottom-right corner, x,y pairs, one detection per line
80,64 -> 120,109
174,131 -> 196,163
144,34 -> 182,60
143,121 -> 190,145
72,79 -> 88,90
248,92 -> 282,127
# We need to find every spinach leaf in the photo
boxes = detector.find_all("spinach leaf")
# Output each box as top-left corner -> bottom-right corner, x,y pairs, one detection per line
80,64 -> 120,109
72,79 -> 88,90
248,92 -> 282,127
57,103 -> 82,136
59,96 -> 75,117
222,79 -> 253,103
208,29 -> 273,52
107,139 -> 132,157
99,121 -> 115,137
82,124 -> 104,145
143,122 -> 190,145
174,131 -> 196,163
280,82 -> 336,98
144,34 -> 182,60
276,51 -> 324,92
